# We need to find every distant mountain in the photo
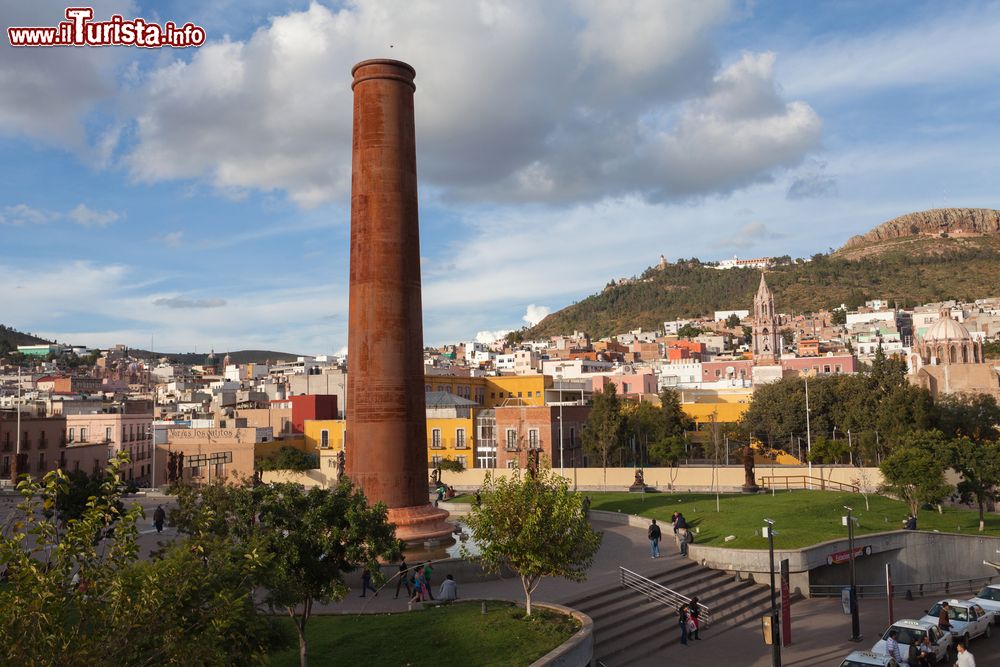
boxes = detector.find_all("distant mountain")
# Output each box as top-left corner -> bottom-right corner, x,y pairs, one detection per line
525,208 -> 1000,339
0,325 -> 52,352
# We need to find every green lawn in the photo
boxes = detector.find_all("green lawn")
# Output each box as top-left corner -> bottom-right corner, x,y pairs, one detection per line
584,490 -> 1000,549
267,601 -> 578,667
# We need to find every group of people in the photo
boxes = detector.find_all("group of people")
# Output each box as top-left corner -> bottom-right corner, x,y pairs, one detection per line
647,513 -> 693,559
434,485 -> 457,506
376,558 -> 458,603
677,597 -> 702,646
884,600 -> 976,667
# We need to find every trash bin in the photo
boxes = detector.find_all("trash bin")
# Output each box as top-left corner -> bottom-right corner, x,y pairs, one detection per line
841,587 -> 852,615
761,615 -> 773,645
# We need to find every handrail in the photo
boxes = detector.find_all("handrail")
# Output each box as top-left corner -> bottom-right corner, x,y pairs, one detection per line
619,566 -> 712,626
810,575 -> 998,599
758,475 -> 859,493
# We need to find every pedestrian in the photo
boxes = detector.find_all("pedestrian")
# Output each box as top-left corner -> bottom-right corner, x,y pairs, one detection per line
582,495 -> 591,518
679,527 -> 690,557
955,642 -> 976,667
673,512 -> 688,553
678,604 -> 690,646
153,504 -> 166,533
885,629 -> 901,662
423,561 -> 435,600
438,574 -> 458,601
394,558 -> 412,599
903,514 -> 917,530
938,601 -> 953,632
411,568 -> 428,602
916,634 -> 934,667
648,519 -> 662,558
689,596 -> 702,640
359,568 -> 378,598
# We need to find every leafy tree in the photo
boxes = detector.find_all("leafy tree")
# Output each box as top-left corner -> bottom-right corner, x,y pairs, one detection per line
831,308 -> 847,326
951,437 -> 1000,529
807,435 -> 850,465
879,431 -> 953,516
254,482 -> 400,667
257,446 -> 317,471
659,388 -> 693,437
725,313 -> 742,328
581,383 -> 624,487
462,467 -> 602,616
649,434 -> 688,466
937,394 -> 1000,442
0,455 -> 277,666
676,323 -> 703,339
55,468 -> 123,524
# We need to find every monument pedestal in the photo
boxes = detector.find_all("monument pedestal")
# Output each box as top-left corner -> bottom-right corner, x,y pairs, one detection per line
389,504 -> 454,544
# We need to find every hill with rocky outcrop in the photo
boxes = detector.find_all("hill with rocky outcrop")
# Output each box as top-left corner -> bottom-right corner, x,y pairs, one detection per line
837,208 -> 1000,259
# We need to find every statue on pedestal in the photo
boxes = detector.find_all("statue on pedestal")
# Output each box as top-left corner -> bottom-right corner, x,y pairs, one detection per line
742,444 -> 759,493
336,450 -> 346,481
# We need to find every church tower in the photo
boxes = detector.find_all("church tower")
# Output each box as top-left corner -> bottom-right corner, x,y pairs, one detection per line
752,273 -> 779,363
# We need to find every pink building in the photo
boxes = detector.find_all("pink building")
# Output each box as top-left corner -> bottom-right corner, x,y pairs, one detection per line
779,355 -> 857,376
65,408 -> 153,484
702,359 -> 754,384
590,372 -> 659,397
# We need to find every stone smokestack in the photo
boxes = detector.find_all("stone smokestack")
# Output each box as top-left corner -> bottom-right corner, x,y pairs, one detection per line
346,59 -> 451,543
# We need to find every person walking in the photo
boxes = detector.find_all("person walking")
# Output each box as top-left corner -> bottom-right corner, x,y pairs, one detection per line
423,561 -> 435,600
409,569 -> 426,603
955,642 -> 976,667
438,574 -> 458,601
152,504 -> 166,533
394,558 -> 412,599
678,526 -> 690,557
678,604 -> 690,646
648,519 -> 662,558
673,512 -> 688,554
885,629 -> 901,662
939,601 -> 953,632
689,596 -> 702,640
359,568 -> 378,598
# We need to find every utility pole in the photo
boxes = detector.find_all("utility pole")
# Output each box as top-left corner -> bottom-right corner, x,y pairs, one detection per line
845,505 -> 862,642
804,375 -> 812,486
765,519 -> 781,667
14,365 -> 22,481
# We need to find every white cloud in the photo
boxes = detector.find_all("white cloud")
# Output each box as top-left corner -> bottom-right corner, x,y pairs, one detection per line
68,203 -> 121,228
716,221 -> 783,250
158,231 -> 184,247
0,204 -> 57,225
475,329 -> 511,345
153,296 -> 227,309
122,1 -> 819,206
522,304 -> 551,326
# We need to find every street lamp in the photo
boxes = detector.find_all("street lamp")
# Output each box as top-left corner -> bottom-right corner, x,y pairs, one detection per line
844,505 -> 862,641
764,518 -> 781,667
556,371 -> 564,477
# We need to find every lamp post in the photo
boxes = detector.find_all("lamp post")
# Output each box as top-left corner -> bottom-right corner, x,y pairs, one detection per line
804,375 -> 812,483
764,518 -> 781,667
556,371 -> 564,477
845,505 -> 862,641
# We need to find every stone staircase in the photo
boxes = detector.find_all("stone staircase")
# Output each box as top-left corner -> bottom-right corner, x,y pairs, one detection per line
563,559 -> 773,666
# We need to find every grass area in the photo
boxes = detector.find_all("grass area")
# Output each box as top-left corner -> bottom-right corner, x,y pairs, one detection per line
585,490 -> 1000,549
267,601 -> 578,667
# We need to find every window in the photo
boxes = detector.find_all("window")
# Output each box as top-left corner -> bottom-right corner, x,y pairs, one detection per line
456,455 -> 467,470
569,427 -> 576,446
425,384 -> 432,392
506,429 -> 517,450
823,365 -> 831,374
431,455 -> 442,466
506,459 -> 517,469
105,427 -> 112,442
68,428 -> 75,443
456,428 -> 466,449
715,370 -> 721,378
835,364 -> 842,373
320,430 -> 330,449
38,452 -> 46,471
517,391 -> 522,397
528,429 -> 539,448
432,429 -> 442,449
80,427 -> 88,442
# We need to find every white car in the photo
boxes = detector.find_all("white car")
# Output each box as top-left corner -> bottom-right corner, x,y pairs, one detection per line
969,584 -> 1000,622
919,599 -> 992,645
839,650 -> 899,667
871,619 -> 951,664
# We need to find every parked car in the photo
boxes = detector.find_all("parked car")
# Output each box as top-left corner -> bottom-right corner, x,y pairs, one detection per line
918,599 -> 992,645
839,650 -> 899,667
969,584 -> 1000,622
871,619 -> 951,664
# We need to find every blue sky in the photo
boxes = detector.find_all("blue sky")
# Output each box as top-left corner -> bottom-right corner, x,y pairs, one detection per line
1,1 -> 998,354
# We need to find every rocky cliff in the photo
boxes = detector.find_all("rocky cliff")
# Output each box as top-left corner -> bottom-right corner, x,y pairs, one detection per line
841,208 -> 1000,250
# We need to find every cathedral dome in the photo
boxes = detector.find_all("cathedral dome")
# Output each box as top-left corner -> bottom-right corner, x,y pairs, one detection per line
923,309 -> 972,342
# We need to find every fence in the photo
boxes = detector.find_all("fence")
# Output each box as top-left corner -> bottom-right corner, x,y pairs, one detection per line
810,575 -> 999,600
619,566 -> 712,625
758,475 -> 859,493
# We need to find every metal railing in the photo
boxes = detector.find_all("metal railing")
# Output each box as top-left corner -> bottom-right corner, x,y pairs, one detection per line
758,475 -> 859,493
810,575 -> 998,599
619,566 -> 712,625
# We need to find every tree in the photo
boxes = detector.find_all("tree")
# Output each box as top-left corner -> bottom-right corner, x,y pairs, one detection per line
581,383 -> 624,488
676,323 -> 703,339
0,456 -> 276,666
253,482 -> 400,667
879,431 -> 953,516
807,435 -> 850,465
725,313 -> 742,329
951,437 -> 1000,530
937,394 -> 1000,443
831,308 -> 847,326
256,446 -> 317,471
659,388 -> 693,437
462,467 -> 602,616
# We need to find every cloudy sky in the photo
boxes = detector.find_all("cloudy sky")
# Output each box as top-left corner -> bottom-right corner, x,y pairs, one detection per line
1,1 -> 998,354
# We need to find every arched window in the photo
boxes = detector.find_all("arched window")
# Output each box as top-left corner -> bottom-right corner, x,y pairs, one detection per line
950,345 -> 957,364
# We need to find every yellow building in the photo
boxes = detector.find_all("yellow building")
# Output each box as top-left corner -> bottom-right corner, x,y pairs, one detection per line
679,389 -> 752,443
423,374 -> 548,408
425,392 -> 477,471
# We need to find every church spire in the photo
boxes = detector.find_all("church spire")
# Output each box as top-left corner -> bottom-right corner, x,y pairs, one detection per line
752,272 -> 779,364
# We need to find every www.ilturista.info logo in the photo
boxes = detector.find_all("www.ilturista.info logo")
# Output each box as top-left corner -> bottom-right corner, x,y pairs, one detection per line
8,7 -> 206,48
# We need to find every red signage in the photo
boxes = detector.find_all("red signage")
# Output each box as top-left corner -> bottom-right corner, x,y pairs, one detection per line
826,545 -> 872,565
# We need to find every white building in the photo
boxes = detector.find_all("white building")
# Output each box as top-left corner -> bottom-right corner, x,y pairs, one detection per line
714,256 -> 773,270
845,311 -> 897,327
714,309 -> 749,322
663,319 -> 692,335
540,358 -> 614,378
657,361 -> 703,389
